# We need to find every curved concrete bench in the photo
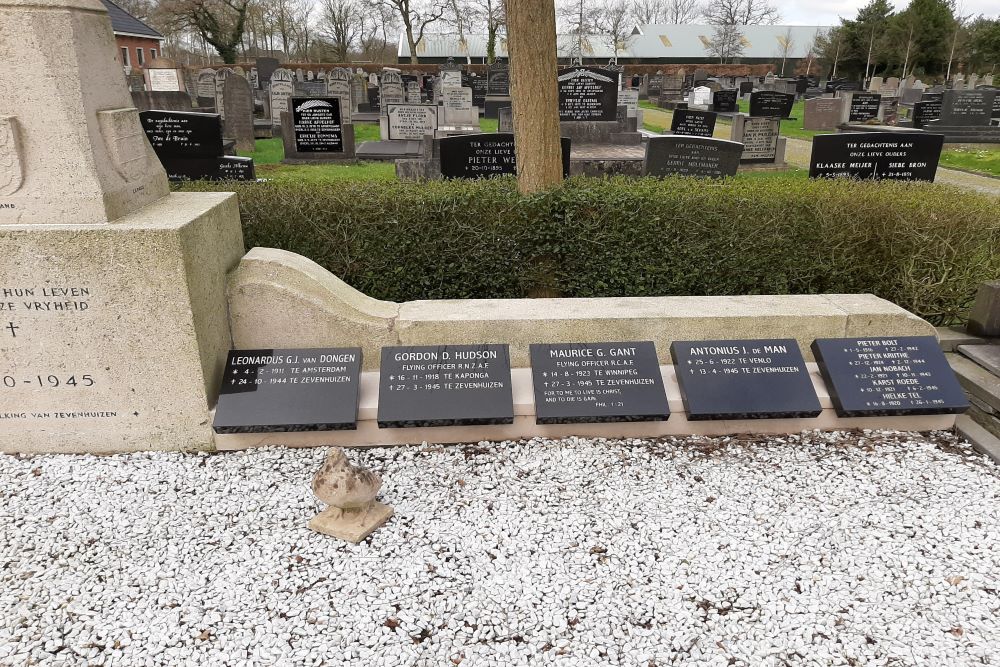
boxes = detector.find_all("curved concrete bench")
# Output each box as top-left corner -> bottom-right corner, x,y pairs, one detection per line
228,247 -> 935,371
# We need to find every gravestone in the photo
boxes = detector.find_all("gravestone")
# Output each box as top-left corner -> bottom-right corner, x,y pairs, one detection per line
809,132 -> 943,181
405,80 -> 421,104
223,74 -> 255,152
811,337 -> 968,417
558,66 -> 618,122
295,68 -> 304,82
643,136 -> 743,178
326,67 -> 353,122
749,91 -> 794,118
380,70 -> 405,106
385,103 -> 437,140
803,97 -> 844,131
140,110 -> 257,181
438,133 -> 571,179
487,64 -> 510,97
377,345 -> 514,427
617,88 -> 639,117
350,74 -> 366,112
214,67 -> 233,120
529,342 -> 669,424
879,97 -> 899,125
255,58 -> 279,89
738,81 -> 754,96
688,86 -> 712,107
1,0 -> 245,453
146,60 -> 183,93
196,68 -> 216,106
868,76 -> 883,92
213,348 -> 363,433
282,97 -> 355,161
670,109 -> 717,137
844,92 -> 881,123
648,74 -> 662,97
269,68 -> 295,127
498,107 -> 513,133
712,89 -> 738,113
671,339 -> 821,420
912,98 -> 942,128
731,115 -> 781,164
471,77 -> 488,109
439,87 -> 477,126
939,89 -> 997,126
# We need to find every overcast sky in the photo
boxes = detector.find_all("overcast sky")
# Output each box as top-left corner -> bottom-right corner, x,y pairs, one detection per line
779,0 -> 998,26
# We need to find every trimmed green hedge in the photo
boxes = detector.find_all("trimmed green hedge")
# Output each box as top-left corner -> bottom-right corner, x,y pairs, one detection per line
179,177 -> 1000,325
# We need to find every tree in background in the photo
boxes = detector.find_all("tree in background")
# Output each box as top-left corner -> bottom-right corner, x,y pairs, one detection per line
597,0 -> 634,62
776,26 -> 793,75
957,15 -> 1000,73
702,0 -> 779,26
158,0 -> 253,63
886,0 -> 954,76
373,0 -> 447,64
705,23 -> 744,62
468,0 -> 506,63
318,0 -> 362,60
629,0 -> 701,25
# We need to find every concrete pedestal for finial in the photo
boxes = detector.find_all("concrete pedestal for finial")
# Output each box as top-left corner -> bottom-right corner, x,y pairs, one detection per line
0,0 -> 244,453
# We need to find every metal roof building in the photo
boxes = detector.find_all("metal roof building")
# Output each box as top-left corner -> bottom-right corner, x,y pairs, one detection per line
398,24 -> 831,65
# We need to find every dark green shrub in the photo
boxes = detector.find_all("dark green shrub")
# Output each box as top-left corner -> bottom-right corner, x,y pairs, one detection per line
179,176 -> 1000,325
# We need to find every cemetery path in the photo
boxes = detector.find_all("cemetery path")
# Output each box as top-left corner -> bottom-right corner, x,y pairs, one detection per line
2,432 -> 999,666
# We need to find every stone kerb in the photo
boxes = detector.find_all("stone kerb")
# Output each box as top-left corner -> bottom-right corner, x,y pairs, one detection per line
227,248 -> 936,371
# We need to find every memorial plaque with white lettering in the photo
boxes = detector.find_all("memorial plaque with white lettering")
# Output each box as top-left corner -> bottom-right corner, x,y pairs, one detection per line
811,337 -> 969,417
847,92 -> 881,122
213,348 -> 362,433
671,339 -> 821,420
290,97 -> 343,153
377,344 -> 513,427
139,110 -> 223,159
749,91 -> 794,118
558,66 -> 619,121
670,109 -> 717,137
530,342 -> 669,424
809,132 -> 943,181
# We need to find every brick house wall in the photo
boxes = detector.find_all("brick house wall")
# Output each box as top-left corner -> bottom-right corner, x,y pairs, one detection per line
115,34 -> 163,70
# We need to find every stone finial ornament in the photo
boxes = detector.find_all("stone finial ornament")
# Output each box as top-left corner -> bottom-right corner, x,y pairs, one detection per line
308,448 -> 393,543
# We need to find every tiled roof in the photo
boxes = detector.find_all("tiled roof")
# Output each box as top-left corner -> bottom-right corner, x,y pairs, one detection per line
100,0 -> 164,39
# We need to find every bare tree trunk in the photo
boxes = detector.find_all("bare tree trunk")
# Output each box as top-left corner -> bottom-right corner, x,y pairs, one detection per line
506,0 -> 562,193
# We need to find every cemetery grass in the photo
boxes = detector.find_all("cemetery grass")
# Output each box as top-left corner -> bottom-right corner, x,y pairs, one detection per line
938,145 -> 1000,178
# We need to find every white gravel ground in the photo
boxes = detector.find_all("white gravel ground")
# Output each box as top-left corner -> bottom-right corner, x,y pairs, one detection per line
2,430 -> 999,667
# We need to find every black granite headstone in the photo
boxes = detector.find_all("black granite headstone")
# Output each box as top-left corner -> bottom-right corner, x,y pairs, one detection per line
809,132 -> 943,181
529,342 -> 669,424
670,109 -> 717,137
487,66 -> 510,96
912,99 -> 942,128
213,348 -> 362,433
748,91 -> 794,118
739,81 -> 754,95
163,155 -> 256,181
671,339 -> 821,420
377,344 -> 514,427
290,97 -> 343,153
811,337 -> 969,417
471,77 -> 488,108
558,66 -> 619,121
439,133 -> 570,179
367,86 -> 380,111
847,92 -> 881,122
712,89 -> 738,113
643,136 -> 742,178
939,89 -> 997,126
139,110 -> 223,158
255,57 -> 280,90
795,78 -> 809,95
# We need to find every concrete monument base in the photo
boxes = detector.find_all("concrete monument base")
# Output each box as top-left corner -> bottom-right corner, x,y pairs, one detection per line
0,193 -> 245,453
308,502 -> 394,543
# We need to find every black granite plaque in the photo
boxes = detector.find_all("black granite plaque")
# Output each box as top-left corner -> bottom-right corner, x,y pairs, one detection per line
739,81 -> 754,95
993,92 -> 1000,119
825,79 -> 861,93
367,86 -> 380,111
749,91 -> 794,118
530,342 -> 669,424
712,89 -> 738,113
811,337 -> 969,417
487,67 -> 510,96
809,132 -> 943,181
139,110 -> 223,159
795,78 -> 809,95
670,109 -> 717,137
644,136 -> 742,178
671,339 -> 821,420
848,92 -> 881,122
558,66 -> 619,121
439,133 -> 570,179
939,89 -> 996,126
377,344 -> 514,427
162,156 -> 256,181
912,99 -> 942,128
471,77 -> 488,107
290,97 -> 343,153
213,347 -> 362,433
